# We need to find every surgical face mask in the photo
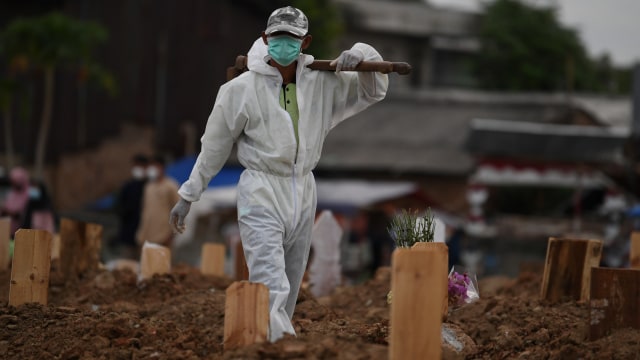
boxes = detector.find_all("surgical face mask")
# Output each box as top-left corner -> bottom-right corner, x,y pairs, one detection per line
146,166 -> 160,181
267,35 -> 303,66
132,166 -> 145,180
28,186 -> 41,200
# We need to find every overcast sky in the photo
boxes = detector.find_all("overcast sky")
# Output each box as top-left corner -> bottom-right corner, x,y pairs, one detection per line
428,0 -> 640,67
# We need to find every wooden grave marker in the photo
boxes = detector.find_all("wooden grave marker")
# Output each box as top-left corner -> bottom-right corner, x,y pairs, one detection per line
9,229 -> 52,306
413,241 -> 449,320
390,244 -> 447,360
201,243 -> 225,276
631,232 -> 640,269
540,237 -> 602,302
58,218 -> 102,280
0,217 -> 10,270
235,241 -> 249,281
223,281 -> 269,350
140,242 -> 171,280
50,233 -> 61,261
589,267 -> 640,340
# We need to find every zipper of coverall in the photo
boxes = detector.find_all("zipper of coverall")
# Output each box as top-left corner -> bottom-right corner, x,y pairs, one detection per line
282,82 -> 299,228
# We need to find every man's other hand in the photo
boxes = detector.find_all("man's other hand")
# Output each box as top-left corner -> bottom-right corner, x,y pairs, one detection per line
169,198 -> 191,234
330,49 -> 364,72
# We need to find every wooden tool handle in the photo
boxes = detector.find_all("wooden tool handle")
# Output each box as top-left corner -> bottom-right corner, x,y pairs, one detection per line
308,60 -> 412,75
226,56 -> 412,81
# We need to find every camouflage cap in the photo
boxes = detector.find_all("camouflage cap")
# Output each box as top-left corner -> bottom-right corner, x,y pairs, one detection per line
265,6 -> 309,37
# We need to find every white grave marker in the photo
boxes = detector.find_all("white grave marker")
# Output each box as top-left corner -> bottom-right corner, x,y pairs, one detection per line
309,210 -> 343,297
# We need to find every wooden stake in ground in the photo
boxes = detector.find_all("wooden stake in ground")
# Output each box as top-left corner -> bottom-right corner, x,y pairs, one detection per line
201,243 -> 225,276
50,233 -> 61,261
630,232 -> 640,268
413,242 -> 449,320
139,242 -> 171,280
540,237 -> 602,302
223,281 -> 269,350
390,244 -> 447,360
235,241 -> 249,281
58,218 -> 102,279
49,233 -> 61,278
589,267 -> 640,340
9,229 -> 52,306
0,217 -> 10,270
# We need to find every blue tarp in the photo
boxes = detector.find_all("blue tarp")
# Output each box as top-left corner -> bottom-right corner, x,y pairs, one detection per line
89,156 -> 243,210
166,155 -> 242,188
627,204 -> 640,217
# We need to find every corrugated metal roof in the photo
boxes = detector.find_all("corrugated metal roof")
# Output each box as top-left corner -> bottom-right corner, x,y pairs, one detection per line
334,0 -> 480,37
317,90 -> 631,174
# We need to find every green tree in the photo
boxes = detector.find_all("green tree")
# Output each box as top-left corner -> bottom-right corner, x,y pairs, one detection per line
592,53 -> 633,94
474,0 -> 596,92
0,45 -> 29,170
1,12 -> 114,180
290,0 -> 343,58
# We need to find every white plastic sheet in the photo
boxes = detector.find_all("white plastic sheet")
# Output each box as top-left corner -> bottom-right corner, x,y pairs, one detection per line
309,210 -> 343,297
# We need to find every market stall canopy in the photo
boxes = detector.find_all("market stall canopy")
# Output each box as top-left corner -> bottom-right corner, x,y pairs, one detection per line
174,179 -> 418,246
316,180 -> 417,209
470,159 -> 612,188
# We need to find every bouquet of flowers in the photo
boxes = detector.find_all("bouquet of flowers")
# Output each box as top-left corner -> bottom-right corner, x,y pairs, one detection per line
387,208 -> 436,248
448,266 -> 479,309
386,207 -> 436,305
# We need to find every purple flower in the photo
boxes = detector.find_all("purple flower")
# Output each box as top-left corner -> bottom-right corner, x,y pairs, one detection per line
448,271 -> 471,306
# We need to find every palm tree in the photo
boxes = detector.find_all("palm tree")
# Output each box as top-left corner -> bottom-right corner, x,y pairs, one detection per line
1,12 -> 114,180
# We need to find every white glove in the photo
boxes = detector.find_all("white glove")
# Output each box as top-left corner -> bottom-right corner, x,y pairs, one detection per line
169,198 -> 191,234
330,49 -> 364,72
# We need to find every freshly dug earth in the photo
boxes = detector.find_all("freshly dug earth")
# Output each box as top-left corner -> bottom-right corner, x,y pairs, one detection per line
1,265 -> 639,359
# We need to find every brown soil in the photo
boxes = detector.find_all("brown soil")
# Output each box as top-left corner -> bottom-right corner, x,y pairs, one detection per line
1,265 -> 639,359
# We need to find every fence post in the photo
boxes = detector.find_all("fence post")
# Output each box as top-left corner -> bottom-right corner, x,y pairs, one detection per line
390,244 -> 447,360
223,281 -> 269,350
589,267 -> 640,340
201,243 -> 225,276
9,229 -> 52,306
540,237 -> 602,302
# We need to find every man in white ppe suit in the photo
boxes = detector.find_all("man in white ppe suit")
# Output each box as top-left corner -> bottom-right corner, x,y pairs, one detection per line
169,6 -> 388,342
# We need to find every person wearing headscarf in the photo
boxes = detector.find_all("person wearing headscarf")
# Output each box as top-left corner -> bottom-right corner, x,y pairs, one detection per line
1,167 -> 32,234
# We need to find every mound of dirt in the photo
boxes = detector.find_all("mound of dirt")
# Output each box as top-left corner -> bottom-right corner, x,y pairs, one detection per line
1,265 -> 638,359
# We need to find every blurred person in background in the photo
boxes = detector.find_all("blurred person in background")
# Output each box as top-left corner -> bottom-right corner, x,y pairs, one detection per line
446,226 -> 464,270
113,154 -> 148,259
136,155 -> 180,249
366,208 -> 395,276
0,166 -> 9,206
342,210 -> 373,284
0,167 -> 30,235
0,166 -> 55,236
24,178 -> 56,234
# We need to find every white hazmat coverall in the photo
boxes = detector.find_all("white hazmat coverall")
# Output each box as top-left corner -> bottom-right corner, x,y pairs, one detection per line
178,38 -> 388,341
